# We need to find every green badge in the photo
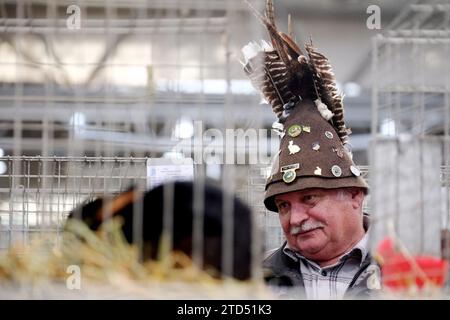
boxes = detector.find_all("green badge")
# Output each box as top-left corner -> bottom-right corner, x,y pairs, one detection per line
282,169 -> 296,184
287,125 -> 302,137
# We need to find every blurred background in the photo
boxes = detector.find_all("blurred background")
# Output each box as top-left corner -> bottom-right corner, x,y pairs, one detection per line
0,0 -> 448,267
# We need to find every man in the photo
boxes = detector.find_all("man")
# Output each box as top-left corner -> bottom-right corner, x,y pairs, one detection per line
242,0 -> 381,299
261,101 -> 381,300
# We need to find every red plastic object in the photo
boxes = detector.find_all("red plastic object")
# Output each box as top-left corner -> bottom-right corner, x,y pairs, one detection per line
381,254 -> 448,290
377,237 -> 396,263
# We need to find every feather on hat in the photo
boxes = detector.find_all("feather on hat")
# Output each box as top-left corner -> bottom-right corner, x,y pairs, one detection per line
242,0 -> 350,146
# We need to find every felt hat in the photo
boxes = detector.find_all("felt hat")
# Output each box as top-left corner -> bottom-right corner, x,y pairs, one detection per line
241,0 -> 368,212
263,99 -> 368,212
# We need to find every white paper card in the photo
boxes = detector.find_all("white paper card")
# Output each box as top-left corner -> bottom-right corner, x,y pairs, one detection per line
146,158 -> 194,190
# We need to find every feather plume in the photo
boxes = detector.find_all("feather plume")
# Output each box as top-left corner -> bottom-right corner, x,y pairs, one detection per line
265,0 -> 276,30
314,99 -> 334,121
305,42 -> 349,145
244,0 -> 303,72
242,0 -> 312,119
242,41 -> 296,118
242,0 -> 351,145
288,14 -> 294,39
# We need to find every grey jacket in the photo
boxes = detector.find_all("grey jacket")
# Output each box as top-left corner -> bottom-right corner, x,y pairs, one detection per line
263,242 -> 381,299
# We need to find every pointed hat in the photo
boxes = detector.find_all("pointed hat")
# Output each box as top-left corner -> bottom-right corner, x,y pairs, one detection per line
242,0 -> 368,212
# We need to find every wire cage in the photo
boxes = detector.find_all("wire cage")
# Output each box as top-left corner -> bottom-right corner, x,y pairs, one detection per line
370,1 -> 450,261
0,156 -> 149,249
0,0 -> 284,298
3,0 -> 448,299
0,155 -> 283,252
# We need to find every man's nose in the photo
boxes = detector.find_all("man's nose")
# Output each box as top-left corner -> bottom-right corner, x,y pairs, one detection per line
289,202 -> 309,225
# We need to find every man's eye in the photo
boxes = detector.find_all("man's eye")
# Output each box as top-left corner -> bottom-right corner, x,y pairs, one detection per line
303,195 -> 317,202
277,202 -> 289,210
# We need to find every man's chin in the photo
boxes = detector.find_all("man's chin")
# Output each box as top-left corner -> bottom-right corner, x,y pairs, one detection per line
294,239 -> 325,257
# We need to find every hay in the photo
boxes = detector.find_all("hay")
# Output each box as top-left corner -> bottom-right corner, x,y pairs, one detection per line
0,218 -> 273,299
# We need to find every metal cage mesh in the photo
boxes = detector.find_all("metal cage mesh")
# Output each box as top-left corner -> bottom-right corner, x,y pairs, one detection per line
370,2 -> 450,258
0,0 -> 288,265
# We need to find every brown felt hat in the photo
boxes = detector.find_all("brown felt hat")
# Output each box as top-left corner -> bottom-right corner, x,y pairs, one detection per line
240,0 -> 369,212
264,99 -> 368,212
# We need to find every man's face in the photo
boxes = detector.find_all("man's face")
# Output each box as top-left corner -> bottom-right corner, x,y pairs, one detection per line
274,188 -> 365,264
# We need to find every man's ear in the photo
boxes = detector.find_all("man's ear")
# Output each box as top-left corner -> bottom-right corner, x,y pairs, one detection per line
349,188 -> 364,209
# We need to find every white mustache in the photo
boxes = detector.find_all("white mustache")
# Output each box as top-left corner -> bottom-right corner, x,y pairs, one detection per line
290,221 -> 325,235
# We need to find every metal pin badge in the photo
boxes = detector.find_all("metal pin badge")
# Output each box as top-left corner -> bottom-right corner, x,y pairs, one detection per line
331,165 -> 342,177
312,142 -> 320,151
302,125 -> 311,133
281,163 -> 299,184
288,140 -> 301,155
280,163 -> 300,172
287,124 -> 302,137
350,165 -> 361,177
325,131 -> 334,139
314,166 -> 322,175
283,169 -> 296,184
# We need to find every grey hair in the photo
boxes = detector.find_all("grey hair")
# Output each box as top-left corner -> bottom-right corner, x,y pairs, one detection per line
334,188 -> 365,213
334,189 -> 352,201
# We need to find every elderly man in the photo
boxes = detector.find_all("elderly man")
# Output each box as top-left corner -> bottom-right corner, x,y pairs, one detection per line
241,0 -> 381,299
260,101 -> 380,300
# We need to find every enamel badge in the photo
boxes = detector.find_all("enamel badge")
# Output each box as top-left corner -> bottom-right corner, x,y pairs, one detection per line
331,165 -> 342,177
281,163 -> 299,184
288,140 -> 301,155
282,170 -> 296,183
287,125 -> 302,137
302,125 -> 311,133
312,142 -> 320,151
350,165 -> 361,176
